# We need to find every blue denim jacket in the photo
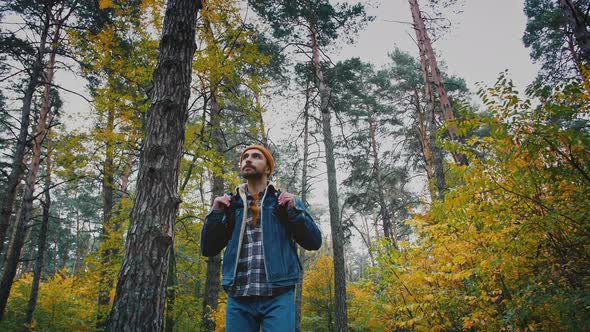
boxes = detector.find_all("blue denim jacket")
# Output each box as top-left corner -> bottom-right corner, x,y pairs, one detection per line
201,183 -> 322,288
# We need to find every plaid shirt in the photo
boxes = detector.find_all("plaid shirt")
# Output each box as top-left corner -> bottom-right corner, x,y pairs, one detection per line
227,188 -> 292,297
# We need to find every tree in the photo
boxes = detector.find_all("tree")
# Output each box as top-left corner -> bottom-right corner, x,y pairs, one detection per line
327,58 -> 414,245
249,2 -> 371,329
23,125 -> 53,329
385,48 -> 468,201
408,0 -> 469,201
524,0 -> 590,82
106,0 -> 201,329
0,0 -> 54,260
0,2 -> 72,319
69,0 -> 158,326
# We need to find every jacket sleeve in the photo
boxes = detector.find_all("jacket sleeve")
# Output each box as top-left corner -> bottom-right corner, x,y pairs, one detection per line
285,199 -> 322,250
200,209 -> 231,257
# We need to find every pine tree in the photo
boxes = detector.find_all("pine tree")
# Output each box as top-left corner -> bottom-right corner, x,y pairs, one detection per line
106,0 -> 201,329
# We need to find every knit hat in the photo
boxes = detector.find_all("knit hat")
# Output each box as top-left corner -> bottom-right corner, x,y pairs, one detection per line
240,145 -> 274,175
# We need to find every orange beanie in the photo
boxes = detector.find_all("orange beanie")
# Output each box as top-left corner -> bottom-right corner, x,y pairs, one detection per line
240,145 -> 274,175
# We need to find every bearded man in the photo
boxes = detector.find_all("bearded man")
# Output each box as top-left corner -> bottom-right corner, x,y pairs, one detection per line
201,145 -> 322,331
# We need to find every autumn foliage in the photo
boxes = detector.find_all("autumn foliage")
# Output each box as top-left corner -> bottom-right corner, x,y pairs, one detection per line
370,75 -> 590,331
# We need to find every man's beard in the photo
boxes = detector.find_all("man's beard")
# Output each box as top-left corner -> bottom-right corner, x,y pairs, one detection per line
241,167 -> 264,179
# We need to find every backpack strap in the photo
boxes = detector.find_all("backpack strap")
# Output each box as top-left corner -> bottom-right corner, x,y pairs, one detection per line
224,192 -> 237,238
273,189 -> 303,270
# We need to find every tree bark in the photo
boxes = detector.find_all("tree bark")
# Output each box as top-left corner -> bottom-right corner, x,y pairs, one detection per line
296,82 -> 312,332
560,0 -> 590,65
428,103 -> 446,201
3,190 -> 24,273
0,4 -> 51,258
24,128 -> 53,330
97,86 -> 117,330
409,0 -> 468,166
106,0 -> 200,330
202,94 -> 224,332
310,18 -> 348,332
409,0 -> 448,199
0,14 -> 59,318
164,247 -> 176,332
74,204 -> 81,274
255,91 -> 268,146
19,217 -> 35,276
413,89 -> 433,181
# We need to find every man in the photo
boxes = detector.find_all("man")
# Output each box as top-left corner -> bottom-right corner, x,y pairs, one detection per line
201,145 -> 322,331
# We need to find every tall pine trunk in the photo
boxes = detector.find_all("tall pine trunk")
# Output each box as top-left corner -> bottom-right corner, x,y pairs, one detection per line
409,0 -> 447,199
0,17 -> 59,319
409,0 -> 468,167
24,127 -> 53,330
0,4 -> 51,258
97,89 -> 116,329
106,0 -> 200,329
200,7 -> 225,328
202,94 -> 224,332
296,82 -> 312,332
413,89 -> 433,181
428,105 -> 446,201
367,113 -> 396,244
255,91 -> 268,146
310,20 -> 348,332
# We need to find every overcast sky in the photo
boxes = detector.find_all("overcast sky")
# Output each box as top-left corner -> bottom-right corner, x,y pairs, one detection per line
338,0 -> 540,91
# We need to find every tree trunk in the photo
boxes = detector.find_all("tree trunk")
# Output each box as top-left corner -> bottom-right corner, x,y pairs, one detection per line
255,91 -> 268,146
24,128 -> 53,330
97,89 -> 117,330
413,89 -> 433,181
560,0 -> 590,65
202,94 -> 224,332
296,83 -> 312,332
0,4 -> 51,258
428,104 -> 446,201
367,113 -> 397,245
0,14 -> 58,318
19,218 -> 35,276
74,205 -> 81,274
106,0 -> 200,330
310,19 -> 348,332
409,0 -> 448,199
200,7 -> 226,329
3,191 -> 24,273
164,247 -> 176,332
409,0 -> 468,166
361,216 -> 374,267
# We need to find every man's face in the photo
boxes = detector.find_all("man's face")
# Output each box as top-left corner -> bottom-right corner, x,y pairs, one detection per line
240,148 -> 269,179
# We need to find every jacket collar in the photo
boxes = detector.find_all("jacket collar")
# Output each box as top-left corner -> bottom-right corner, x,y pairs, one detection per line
234,181 -> 278,196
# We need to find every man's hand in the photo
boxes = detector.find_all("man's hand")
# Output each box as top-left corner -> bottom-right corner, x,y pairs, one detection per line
212,195 -> 231,211
278,192 -> 295,209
